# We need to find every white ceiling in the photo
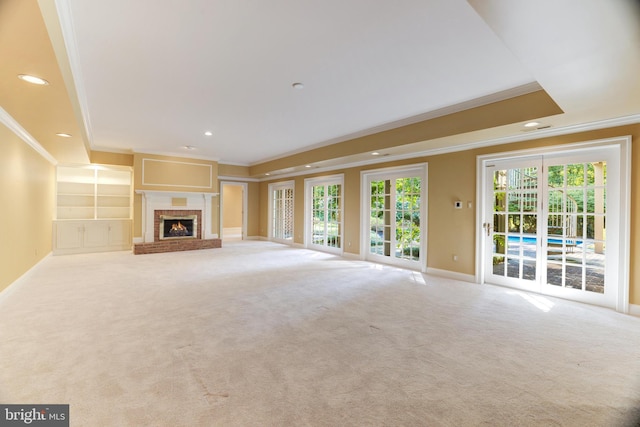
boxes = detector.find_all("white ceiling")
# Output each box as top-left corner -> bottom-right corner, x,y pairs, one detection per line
56,0 -> 640,166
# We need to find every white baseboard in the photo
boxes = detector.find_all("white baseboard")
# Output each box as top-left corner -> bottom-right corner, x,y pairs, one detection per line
223,227 -> 242,235
341,252 -> 360,260
629,304 -> 640,317
425,267 -> 476,283
0,253 -> 52,303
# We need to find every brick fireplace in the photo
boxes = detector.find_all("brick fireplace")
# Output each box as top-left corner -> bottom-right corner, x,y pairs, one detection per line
133,191 -> 221,254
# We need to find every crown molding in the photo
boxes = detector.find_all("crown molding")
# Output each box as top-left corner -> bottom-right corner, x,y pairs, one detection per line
0,107 -> 57,165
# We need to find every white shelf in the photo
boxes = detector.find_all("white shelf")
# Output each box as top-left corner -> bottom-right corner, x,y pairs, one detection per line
57,207 -> 95,220
58,194 -> 94,207
56,165 -> 132,220
97,207 -> 131,219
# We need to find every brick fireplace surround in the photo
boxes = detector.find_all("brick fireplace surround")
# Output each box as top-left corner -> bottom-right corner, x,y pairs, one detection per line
133,191 -> 222,255
134,209 -> 221,254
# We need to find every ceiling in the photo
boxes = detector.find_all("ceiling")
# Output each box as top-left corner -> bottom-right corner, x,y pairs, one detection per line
2,0 -> 639,174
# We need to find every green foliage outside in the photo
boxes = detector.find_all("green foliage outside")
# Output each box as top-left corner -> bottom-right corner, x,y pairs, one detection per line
370,178 -> 421,260
312,184 -> 341,248
493,163 -> 606,240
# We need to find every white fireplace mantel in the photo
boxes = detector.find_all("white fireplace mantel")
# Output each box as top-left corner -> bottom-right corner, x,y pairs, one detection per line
135,190 -> 219,243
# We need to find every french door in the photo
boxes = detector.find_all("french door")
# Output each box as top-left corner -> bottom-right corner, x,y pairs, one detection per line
305,175 -> 343,254
482,144 -> 624,308
269,181 -> 294,243
362,165 -> 427,270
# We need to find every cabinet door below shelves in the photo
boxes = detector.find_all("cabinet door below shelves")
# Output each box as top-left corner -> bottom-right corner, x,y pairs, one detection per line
54,220 -> 131,254
83,222 -> 110,248
55,222 -> 84,250
108,221 -> 132,247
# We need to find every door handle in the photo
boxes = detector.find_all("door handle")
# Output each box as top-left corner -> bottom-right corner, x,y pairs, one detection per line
483,222 -> 492,236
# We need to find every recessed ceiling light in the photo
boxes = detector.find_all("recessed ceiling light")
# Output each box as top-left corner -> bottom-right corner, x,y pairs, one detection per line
524,121 -> 540,128
292,82 -> 304,89
371,152 -> 380,156
56,133 -> 72,138
18,74 -> 49,85
265,173 -> 270,176
305,165 -> 311,168
184,145 -> 196,150
204,131 -> 213,136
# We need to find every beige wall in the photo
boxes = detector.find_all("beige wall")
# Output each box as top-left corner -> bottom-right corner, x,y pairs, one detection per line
222,184 -> 243,228
133,153 -> 220,238
0,123 -> 55,292
91,150 -> 134,167
258,124 -> 640,305
219,163 -> 250,178
246,182 -> 260,237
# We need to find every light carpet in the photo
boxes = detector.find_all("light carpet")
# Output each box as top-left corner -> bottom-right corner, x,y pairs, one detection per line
1,241 -> 639,426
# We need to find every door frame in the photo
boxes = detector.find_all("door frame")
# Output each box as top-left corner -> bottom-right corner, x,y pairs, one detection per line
304,174 -> 344,255
220,181 -> 248,240
475,136 -> 631,312
268,180 -> 295,244
360,163 -> 428,272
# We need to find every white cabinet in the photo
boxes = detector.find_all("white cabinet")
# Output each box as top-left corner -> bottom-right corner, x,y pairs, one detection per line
54,165 -> 133,254
53,220 -> 132,255
106,220 -> 131,247
55,221 -> 85,250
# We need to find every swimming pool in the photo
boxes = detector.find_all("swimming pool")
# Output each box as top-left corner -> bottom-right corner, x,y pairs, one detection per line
507,235 -> 583,245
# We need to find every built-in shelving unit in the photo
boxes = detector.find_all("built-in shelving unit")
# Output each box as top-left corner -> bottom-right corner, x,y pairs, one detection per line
54,165 -> 133,254
56,166 -> 132,220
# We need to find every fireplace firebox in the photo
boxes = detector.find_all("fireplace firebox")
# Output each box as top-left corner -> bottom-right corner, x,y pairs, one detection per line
159,215 -> 197,240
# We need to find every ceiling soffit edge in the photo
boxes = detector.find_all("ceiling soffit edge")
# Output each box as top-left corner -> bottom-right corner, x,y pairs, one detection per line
256,113 -> 640,182
252,82 -> 545,166
38,0 -> 93,159
250,88 -> 563,176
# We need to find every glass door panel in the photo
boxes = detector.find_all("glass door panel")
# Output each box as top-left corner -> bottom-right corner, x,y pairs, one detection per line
483,145 -> 620,309
306,177 -> 343,254
271,184 -> 294,242
486,159 -> 540,287
544,160 -> 607,295
368,176 -> 422,266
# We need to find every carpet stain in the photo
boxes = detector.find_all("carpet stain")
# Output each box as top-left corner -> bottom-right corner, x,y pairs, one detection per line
175,345 -> 229,407
203,391 -> 230,405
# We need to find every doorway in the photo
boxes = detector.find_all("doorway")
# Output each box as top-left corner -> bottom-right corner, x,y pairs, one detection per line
304,175 -> 343,254
361,164 -> 427,271
221,182 -> 247,241
268,180 -> 295,244
477,138 -> 630,311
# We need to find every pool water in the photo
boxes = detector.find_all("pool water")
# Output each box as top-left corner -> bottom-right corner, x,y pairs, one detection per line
507,235 -> 583,245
